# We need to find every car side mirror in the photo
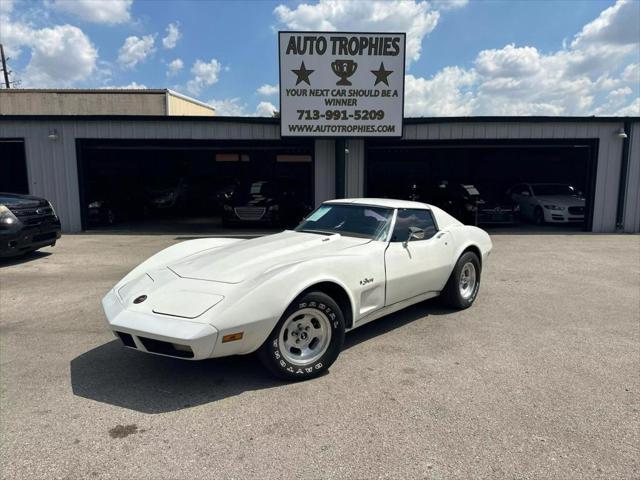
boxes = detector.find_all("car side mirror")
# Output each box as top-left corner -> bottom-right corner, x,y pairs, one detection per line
403,226 -> 425,248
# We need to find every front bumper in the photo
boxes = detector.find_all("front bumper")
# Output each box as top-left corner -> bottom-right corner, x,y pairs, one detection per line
0,222 -> 62,257
543,209 -> 584,223
102,289 -> 219,360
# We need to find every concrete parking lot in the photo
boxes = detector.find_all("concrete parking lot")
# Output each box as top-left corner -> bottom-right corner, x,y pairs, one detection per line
1,232 -> 638,479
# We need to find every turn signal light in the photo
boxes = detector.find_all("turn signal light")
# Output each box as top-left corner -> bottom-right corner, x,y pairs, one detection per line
222,332 -> 244,343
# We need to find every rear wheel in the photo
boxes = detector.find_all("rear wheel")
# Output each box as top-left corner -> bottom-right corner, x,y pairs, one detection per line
258,291 -> 345,381
441,251 -> 481,309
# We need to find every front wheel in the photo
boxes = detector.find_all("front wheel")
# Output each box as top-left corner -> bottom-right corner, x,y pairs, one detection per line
441,251 -> 481,309
258,291 -> 345,381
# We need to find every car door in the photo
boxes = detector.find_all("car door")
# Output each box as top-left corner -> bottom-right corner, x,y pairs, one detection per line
510,184 -> 534,219
384,208 -> 454,306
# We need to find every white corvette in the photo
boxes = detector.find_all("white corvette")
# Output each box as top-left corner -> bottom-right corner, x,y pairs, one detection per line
103,198 -> 492,380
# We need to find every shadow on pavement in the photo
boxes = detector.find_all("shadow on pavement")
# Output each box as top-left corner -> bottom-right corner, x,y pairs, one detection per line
70,299 -> 454,414
0,250 -> 52,267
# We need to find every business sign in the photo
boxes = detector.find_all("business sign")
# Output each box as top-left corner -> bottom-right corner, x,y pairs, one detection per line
279,32 -> 405,137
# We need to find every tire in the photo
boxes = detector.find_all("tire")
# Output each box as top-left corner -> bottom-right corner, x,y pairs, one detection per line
258,291 -> 345,381
534,206 -> 545,225
441,251 -> 481,309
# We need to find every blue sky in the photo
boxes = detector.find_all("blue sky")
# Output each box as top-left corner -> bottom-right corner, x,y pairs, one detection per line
1,0 -> 638,116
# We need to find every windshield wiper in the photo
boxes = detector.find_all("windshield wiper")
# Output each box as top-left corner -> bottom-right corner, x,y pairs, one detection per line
297,229 -> 336,236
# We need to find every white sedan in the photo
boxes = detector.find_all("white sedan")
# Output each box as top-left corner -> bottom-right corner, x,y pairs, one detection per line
508,183 -> 586,225
102,198 -> 492,380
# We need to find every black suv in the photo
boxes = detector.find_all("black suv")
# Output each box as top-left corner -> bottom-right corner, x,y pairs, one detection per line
0,193 -> 62,258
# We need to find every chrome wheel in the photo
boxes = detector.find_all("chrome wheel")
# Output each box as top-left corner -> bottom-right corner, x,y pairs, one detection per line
278,308 -> 332,366
459,262 -> 477,300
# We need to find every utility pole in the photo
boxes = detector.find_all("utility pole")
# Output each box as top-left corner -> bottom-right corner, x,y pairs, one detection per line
1,44 -> 11,88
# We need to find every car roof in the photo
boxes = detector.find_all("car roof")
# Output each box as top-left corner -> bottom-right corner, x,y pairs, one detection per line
324,198 -> 432,210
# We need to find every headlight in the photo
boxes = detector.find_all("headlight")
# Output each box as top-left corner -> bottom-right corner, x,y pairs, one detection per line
88,201 -> 103,209
0,205 -> 20,226
544,204 -> 565,211
513,205 -> 520,212
268,205 -> 279,212
223,204 -> 233,212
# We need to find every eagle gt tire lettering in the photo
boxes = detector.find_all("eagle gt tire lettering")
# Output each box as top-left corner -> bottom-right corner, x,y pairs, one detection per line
259,291 -> 345,380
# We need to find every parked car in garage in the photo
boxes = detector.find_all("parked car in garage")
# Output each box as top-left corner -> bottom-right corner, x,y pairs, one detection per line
507,183 -> 585,225
474,184 -> 520,225
222,179 -> 311,227
0,193 -> 61,258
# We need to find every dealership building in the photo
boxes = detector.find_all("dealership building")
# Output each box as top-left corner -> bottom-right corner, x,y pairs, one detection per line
1,89 -> 638,233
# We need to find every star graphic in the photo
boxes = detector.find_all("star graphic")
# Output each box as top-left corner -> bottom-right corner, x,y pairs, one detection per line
291,61 -> 314,86
371,62 -> 393,86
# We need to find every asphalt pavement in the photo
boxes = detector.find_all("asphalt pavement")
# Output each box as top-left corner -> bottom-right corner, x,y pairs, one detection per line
0,231 -> 638,479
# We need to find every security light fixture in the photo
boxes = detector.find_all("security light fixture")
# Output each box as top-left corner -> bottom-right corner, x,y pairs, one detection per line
616,128 -> 628,139
48,129 -> 59,141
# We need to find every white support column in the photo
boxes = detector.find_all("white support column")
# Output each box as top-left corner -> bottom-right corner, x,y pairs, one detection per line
345,139 -> 365,198
313,139 -> 335,206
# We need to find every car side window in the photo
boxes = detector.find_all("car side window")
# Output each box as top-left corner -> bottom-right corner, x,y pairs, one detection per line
391,209 -> 438,242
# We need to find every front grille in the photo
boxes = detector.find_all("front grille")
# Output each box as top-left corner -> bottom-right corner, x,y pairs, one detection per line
10,205 -> 56,226
568,206 -> 584,215
234,206 -> 266,221
138,337 -> 194,358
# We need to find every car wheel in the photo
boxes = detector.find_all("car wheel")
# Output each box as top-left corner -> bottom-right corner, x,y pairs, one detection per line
441,251 -> 481,309
534,206 -> 545,225
258,291 -> 345,381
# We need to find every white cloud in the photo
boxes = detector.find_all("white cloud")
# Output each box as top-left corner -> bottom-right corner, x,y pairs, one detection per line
208,97 -> 247,116
0,7 -> 98,87
405,67 -> 476,116
167,58 -> 184,76
257,83 -> 279,96
273,0 -> 441,65
24,25 -> 98,86
186,58 -> 221,94
47,0 -> 133,24
0,0 -> 14,15
256,101 -> 277,116
162,22 -> 181,49
117,35 -> 155,69
614,98 -> 640,116
431,0 -> 468,10
101,81 -> 147,89
208,98 -> 278,116
404,0 -> 640,116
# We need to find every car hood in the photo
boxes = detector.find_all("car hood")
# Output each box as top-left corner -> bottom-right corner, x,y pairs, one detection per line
168,230 -> 371,283
535,195 -> 585,207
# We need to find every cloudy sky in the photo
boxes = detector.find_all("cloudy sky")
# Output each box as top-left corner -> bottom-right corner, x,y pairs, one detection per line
0,0 -> 638,117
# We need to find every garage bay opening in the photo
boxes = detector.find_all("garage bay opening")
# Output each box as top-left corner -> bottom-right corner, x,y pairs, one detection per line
77,139 -> 314,234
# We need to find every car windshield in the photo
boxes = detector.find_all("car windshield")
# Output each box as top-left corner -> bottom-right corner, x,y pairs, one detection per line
531,184 -> 580,196
295,204 -> 393,240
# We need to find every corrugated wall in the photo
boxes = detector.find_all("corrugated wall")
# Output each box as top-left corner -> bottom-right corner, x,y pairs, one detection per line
344,121 -> 633,233
0,119 -> 281,232
623,122 -> 640,233
0,118 -> 636,233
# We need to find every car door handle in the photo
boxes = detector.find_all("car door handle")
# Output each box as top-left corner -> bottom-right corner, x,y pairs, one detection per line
436,232 -> 447,239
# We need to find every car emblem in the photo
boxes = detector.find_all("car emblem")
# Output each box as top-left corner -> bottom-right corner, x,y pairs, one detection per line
133,295 -> 147,304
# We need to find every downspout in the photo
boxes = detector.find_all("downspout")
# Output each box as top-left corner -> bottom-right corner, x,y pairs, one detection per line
615,121 -> 631,231
164,89 -> 170,115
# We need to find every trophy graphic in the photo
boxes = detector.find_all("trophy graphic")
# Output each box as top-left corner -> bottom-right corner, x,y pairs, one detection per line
331,59 -> 358,86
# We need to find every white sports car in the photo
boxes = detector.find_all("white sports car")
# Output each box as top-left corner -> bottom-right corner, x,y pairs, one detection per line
102,198 -> 492,380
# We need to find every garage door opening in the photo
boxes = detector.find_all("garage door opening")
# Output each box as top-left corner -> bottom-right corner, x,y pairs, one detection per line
0,139 -> 29,194
366,140 -> 597,231
77,139 -> 314,233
